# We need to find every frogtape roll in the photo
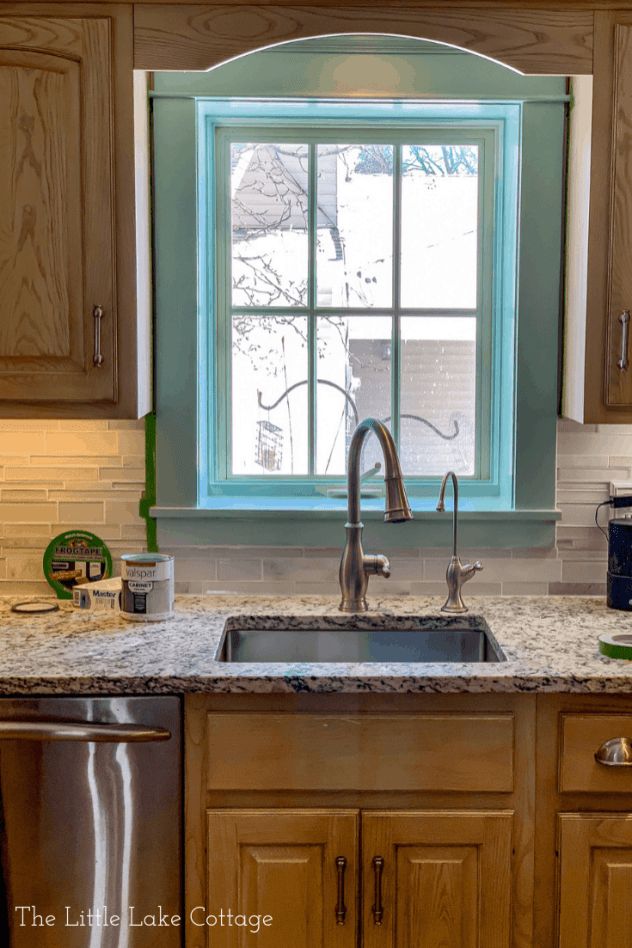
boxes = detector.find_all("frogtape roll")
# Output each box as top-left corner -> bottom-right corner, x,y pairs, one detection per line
599,632 -> 632,660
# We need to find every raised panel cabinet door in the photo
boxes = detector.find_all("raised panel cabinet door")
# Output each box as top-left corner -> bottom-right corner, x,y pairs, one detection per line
0,18 -> 116,405
362,810 -> 513,948
559,814 -> 632,948
204,808 -> 358,948
606,23 -> 632,407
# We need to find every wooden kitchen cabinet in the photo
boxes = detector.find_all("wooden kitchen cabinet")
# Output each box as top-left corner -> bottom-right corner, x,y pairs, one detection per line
186,694 -> 533,947
362,811 -> 513,948
564,11 -> 632,422
0,9 -> 151,417
559,814 -> 632,948
205,808 -> 358,947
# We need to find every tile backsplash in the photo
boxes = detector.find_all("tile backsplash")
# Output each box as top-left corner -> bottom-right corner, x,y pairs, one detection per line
0,417 -> 625,597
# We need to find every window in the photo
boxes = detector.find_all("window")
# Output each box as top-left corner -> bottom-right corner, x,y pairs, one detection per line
218,128 -> 493,483
151,40 -> 566,548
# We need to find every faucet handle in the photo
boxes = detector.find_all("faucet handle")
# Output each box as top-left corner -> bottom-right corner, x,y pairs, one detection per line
462,560 -> 483,584
364,554 -> 391,578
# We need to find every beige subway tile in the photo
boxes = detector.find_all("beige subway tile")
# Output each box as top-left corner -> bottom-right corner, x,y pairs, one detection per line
103,500 -> 143,525
55,523 -> 122,541
0,432 -> 47,455
557,489 -> 610,505
6,466 -> 99,482
218,558 -> 262,581
57,502 -> 104,523
108,420 -> 145,431
549,582 -> 606,596
44,431 -> 120,456
5,555 -> 45,581
0,418 -> 59,441
501,582 -> 549,595
556,454 -> 610,469
0,559 -> 6,580
0,489 -> 48,502
175,558 -> 218,582
116,432 -> 146,455
55,420 -> 110,431
121,455 -> 146,466
263,557 -> 337,581
120,524 -> 148,542
562,559 -> 608,584
30,455 -> 122,468
2,523 -> 55,538
0,580 -> 51,596
557,503 -> 601,527
100,466 -> 145,482
197,581 -> 291,595
50,489 -> 141,503
1,503 -> 57,523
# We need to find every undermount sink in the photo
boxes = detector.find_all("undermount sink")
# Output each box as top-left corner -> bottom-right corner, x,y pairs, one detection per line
218,615 -> 506,664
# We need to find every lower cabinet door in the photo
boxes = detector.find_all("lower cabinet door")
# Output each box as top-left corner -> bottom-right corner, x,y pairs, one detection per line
205,808 -> 358,947
362,810 -> 513,948
559,813 -> 632,948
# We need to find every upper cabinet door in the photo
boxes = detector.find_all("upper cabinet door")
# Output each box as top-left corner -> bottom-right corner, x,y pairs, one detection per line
362,810 -> 513,948
605,23 -> 632,408
0,18 -> 117,409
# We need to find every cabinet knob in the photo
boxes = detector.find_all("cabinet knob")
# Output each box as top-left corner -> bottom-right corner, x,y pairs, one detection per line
617,310 -> 630,370
595,736 -> 632,766
93,304 -> 105,367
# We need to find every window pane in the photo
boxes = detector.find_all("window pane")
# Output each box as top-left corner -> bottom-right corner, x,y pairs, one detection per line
317,145 -> 393,308
400,316 -> 477,476
316,315 -> 392,475
231,315 -> 308,475
400,145 -> 479,309
231,143 -> 308,307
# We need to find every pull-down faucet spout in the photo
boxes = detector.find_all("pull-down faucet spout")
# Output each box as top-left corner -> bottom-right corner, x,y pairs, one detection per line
339,418 -> 412,613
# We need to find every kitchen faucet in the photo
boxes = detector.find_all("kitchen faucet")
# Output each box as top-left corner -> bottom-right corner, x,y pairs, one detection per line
339,418 -> 413,612
436,470 -> 483,613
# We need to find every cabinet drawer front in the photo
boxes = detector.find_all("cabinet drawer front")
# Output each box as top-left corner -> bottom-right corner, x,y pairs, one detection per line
206,713 -> 514,792
560,713 -> 632,792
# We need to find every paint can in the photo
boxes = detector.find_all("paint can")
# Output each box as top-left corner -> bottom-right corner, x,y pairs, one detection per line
120,553 -> 175,621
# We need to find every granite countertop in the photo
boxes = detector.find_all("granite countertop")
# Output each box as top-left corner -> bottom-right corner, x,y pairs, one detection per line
0,594 -> 631,694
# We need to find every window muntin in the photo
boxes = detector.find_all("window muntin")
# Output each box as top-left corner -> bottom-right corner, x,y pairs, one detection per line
216,124 -> 495,486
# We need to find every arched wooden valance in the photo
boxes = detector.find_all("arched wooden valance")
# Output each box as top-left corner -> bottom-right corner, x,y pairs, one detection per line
134,5 -> 593,75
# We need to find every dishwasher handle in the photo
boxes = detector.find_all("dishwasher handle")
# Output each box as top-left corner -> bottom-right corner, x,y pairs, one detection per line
0,721 -> 171,743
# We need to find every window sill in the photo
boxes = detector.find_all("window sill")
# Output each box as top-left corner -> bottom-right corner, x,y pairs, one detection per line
151,502 -> 560,549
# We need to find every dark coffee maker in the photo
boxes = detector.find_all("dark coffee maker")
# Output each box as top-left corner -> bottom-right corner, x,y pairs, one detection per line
607,518 -> 632,610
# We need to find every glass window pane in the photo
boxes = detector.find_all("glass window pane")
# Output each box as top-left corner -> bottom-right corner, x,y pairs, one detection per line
231,143 -> 308,307
316,315 -> 392,475
400,145 -> 479,309
317,145 -> 393,308
231,315 -> 308,475
400,316 -> 477,476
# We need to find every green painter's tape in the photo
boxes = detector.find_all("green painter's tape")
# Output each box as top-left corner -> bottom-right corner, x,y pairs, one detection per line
599,633 -> 632,661
43,530 -> 112,600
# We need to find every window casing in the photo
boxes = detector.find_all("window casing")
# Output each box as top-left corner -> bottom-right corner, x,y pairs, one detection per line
151,54 -> 565,548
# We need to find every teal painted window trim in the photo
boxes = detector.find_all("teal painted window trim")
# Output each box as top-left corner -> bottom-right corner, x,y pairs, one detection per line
151,55 -> 565,548
203,102 -> 510,504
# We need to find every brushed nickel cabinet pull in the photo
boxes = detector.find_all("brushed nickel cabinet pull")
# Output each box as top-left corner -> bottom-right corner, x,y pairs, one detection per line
335,856 -> 347,925
618,310 -> 630,370
372,855 -> 384,925
93,304 -> 104,367
595,736 -> 632,766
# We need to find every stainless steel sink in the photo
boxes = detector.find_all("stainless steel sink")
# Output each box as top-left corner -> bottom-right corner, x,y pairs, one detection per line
218,615 -> 505,664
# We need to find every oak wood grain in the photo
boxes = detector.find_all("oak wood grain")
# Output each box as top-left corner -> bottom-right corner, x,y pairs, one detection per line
206,808 -> 358,947
205,711 -> 515,793
134,5 -> 593,74
0,16 -> 116,403
559,814 -> 632,948
362,810 -> 513,948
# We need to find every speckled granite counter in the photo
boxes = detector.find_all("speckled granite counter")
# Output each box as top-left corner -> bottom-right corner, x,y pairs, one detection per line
0,594 -> 631,694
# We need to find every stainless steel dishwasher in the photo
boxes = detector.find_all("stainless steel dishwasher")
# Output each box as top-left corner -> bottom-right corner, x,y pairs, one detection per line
0,696 -> 182,947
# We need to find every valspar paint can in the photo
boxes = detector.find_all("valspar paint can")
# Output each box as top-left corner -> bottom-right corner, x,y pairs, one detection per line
120,553 -> 174,621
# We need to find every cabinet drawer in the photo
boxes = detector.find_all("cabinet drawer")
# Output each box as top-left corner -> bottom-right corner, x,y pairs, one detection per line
560,714 -> 632,792
206,712 -> 514,792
